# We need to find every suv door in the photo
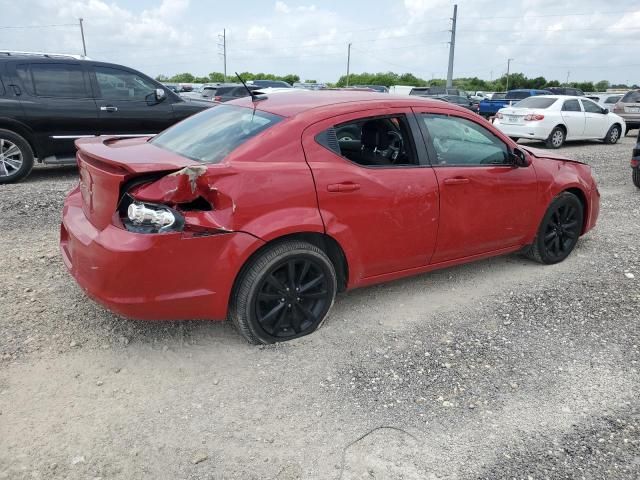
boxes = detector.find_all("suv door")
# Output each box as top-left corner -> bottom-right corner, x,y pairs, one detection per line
301,108 -> 439,282
11,61 -> 98,159
580,98 -> 609,138
561,99 -> 585,138
91,65 -> 176,136
413,108 -> 538,263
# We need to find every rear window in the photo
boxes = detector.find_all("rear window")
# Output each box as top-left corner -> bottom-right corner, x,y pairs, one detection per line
621,91 -> 640,103
151,104 -> 283,164
505,91 -> 531,100
605,95 -> 622,104
514,97 -> 557,109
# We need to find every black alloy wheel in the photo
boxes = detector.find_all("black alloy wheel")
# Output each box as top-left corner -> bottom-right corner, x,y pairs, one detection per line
230,240 -> 337,344
633,168 -> 640,188
526,192 -> 583,264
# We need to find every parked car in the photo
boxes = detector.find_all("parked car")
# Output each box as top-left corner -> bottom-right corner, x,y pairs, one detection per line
479,89 -> 551,118
292,82 -> 326,90
494,95 -> 625,148
249,79 -> 292,88
0,52 -> 211,183
213,84 -> 262,102
163,84 -> 180,93
388,85 -> 416,95
586,93 -> 623,111
410,86 -> 461,96
612,90 -> 640,134
60,91 -> 599,344
547,87 -> 585,96
353,85 -> 389,93
632,129 -> 640,188
430,94 -> 479,113
470,91 -> 488,101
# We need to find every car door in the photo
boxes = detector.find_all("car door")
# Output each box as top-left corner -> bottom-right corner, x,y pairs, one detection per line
301,108 -> 440,281
581,98 -> 609,138
11,61 -> 99,159
91,65 -> 176,136
560,98 -> 585,139
413,108 -> 538,263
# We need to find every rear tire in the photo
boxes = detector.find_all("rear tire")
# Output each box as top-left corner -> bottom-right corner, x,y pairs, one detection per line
633,168 -> 640,189
603,124 -> 621,144
229,240 -> 337,344
525,192 -> 583,265
545,126 -> 565,149
0,129 -> 34,184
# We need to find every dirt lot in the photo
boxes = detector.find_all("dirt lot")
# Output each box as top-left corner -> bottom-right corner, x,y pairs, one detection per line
1,134 -> 639,479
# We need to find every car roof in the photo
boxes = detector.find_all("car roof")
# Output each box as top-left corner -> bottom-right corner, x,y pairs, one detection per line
228,90 -> 465,118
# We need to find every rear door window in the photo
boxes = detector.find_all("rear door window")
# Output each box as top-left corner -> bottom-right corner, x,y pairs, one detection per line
0,73 -> 5,95
562,99 -> 582,112
26,63 -> 90,98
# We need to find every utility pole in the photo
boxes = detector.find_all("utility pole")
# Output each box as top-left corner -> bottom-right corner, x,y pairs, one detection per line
79,18 -> 87,57
218,29 -> 227,82
490,70 -> 493,81
346,43 -> 351,87
506,58 -> 514,90
446,4 -> 457,88
566,70 -> 570,85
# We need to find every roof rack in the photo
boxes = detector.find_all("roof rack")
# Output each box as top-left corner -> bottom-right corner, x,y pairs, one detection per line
0,50 -> 90,60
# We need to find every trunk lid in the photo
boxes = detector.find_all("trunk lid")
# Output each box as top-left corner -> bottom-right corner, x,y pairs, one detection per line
76,136 -> 199,230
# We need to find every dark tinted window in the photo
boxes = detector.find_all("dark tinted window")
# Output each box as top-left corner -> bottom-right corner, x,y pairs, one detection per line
622,91 -> 640,103
29,63 -> 89,97
151,104 -> 282,164
582,99 -> 603,113
420,114 -> 508,166
562,99 -> 581,112
605,95 -> 622,104
95,66 -> 156,100
325,115 -> 418,167
0,74 -> 5,95
505,91 -> 531,100
515,97 -> 557,108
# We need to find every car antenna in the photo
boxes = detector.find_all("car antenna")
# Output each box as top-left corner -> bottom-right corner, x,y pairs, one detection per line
235,72 -> 266,102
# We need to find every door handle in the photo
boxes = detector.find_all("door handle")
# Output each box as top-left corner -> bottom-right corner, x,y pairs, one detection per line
100,106 -> 118,112
9,84 -> 21,96
327,182 -> 360,192
443,177 -> 470,185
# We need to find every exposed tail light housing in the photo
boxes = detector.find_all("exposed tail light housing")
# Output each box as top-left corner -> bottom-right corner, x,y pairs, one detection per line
524,114 -> 545,121
122,198 -> 185,234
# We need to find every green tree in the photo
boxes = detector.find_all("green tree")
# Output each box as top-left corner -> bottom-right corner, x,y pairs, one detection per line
594,80 -> 610,91
169,72 -> 195,83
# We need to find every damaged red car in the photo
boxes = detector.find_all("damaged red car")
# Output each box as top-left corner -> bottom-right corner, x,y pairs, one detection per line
60,91 -> 600,344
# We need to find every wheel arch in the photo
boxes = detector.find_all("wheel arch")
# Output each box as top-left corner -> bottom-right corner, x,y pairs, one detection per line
229,231 -> 349,313
563,186 -> 589,234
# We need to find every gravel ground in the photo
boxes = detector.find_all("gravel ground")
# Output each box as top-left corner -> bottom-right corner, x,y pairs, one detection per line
1,134 -> 639,479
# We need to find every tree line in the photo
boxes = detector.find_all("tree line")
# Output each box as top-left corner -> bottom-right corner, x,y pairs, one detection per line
156,71 -> 638,92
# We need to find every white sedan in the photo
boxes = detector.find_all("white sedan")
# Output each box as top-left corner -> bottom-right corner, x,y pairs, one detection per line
493,95 -> 626,148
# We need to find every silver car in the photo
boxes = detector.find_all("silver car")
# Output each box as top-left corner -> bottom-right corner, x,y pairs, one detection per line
612,90 -> 640,134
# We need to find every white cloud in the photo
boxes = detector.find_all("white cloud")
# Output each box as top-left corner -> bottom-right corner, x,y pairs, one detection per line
275,1 -> 290,14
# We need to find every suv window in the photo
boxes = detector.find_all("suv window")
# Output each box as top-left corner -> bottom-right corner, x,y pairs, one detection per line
562,99 -> 581,112
151,104 -> 282,164
420,114 -> 508,166
621,91 -> 640,103
22,63 -> 89,98
95,66 -> 156,101
581,99 -> 603,113
0,73 -> 5,96
320,115 -> 418,167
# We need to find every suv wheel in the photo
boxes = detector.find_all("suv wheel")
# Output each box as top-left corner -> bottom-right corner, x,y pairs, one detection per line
0,129 -> 34,184
633,168 -> 640,189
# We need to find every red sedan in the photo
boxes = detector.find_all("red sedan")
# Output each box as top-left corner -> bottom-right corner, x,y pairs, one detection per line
60,91 -> 599,344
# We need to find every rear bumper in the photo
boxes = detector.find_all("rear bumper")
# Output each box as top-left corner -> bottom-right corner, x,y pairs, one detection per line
60,187 -> 263,321
493,121 -> 550,140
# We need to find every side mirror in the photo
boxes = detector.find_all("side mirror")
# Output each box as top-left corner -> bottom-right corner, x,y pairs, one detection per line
601,108 -> 609,114
509,147 -> 530,167
155,88 -> 166,102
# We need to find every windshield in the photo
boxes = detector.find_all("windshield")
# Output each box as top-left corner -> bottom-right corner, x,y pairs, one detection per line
151,105 -> 283,164
514,97 -> 557,109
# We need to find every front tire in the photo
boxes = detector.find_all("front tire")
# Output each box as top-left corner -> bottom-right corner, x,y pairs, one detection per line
545,126 -> 565,149
525,192 -> 584,265
230,240 -> 337,344
0,129 -> 34,184
603,125 -> 621,144
633,168 -> 640,189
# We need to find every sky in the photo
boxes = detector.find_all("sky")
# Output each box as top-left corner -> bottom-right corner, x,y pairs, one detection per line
1,0 -> 639,85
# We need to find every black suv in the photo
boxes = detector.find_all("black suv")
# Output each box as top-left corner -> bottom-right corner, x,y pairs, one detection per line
547,87 -> 585,96
0,52 -> 211,183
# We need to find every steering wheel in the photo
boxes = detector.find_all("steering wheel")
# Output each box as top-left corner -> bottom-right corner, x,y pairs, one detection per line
383,130 -> 404,163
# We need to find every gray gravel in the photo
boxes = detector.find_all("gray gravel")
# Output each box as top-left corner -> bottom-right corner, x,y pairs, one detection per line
0,134 -> 639,479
